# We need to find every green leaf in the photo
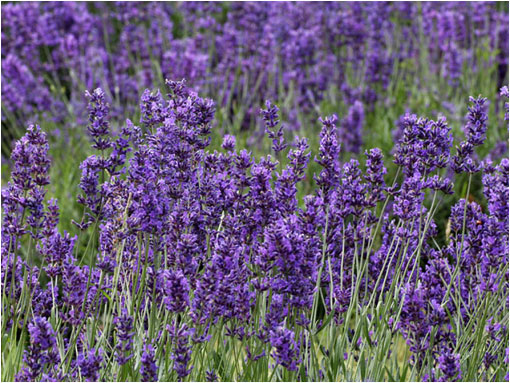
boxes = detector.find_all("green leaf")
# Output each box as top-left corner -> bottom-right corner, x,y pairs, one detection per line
359,350 -> 366,381
400,362 -> 409,381
99,289 -> 112,303
362,319 -> 372,348
385,365 -> 396,381
314,310 -> 335,335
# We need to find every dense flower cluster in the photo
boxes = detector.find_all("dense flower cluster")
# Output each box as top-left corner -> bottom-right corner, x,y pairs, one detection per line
2,2 -> 508,152
2,80 -> 508,382
15,317 -> 61,381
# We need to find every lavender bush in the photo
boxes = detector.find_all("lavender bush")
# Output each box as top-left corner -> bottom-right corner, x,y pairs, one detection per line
1,2 -> 508,148
1,2 -> 509,382
1,79 -> 508,381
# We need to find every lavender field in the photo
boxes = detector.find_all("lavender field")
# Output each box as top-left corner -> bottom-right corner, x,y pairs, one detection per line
1,2 -> 509,382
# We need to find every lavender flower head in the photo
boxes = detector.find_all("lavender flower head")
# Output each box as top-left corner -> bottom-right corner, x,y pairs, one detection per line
161,269 -> 190,313
2,124 -> 51,248
28,317 -> 57,353
261,100 -> 287,154
437,351 -> 461,382
314,114 -> 340,204
394,114 -> 452,176
140,343 -> 158,382
16,317 -> 60,381
10,124 -> 51,190
393,172 -> 425,221
340,100 -> 364,154
452,96 -> 489,173
140,89 -> 165,130
168,323 -> 193,380
85,88 -> 111,152
114,309 -> 134,366
501,86 -> 509,121
205,369 -> 218,382
221,134 -> 236,151
270,326 -> 300,371
364,148 -> 387,205
77,348 -> 103,382
464,96 -> 488,146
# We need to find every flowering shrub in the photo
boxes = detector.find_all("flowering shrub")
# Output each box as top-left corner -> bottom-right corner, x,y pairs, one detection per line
1,2 -> 508,139
1,80 -> 508,381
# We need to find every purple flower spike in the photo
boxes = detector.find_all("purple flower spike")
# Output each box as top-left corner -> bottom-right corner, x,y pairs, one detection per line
464,96 -> 488,146
500,86 -> 509,121
270,326 -> 300,371
340,100 -> 364,154
77,348 -> 103,382
221,134 -> 236,151
16,317 -> 60,381
437,351 -> 461,382
140,343 -> 158,382
85,88 -> 111,152
114,309 -> 135,366
452,96 -> 489,173
261,100 -> 287,154
314,114 -> 340,204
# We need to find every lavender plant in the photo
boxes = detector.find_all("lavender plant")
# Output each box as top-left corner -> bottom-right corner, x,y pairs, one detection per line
1,80 -> 508,382
1,2 -> 508,153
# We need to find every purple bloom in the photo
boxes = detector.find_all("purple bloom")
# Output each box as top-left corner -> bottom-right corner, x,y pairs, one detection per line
77,155 -> 103,220
426,175 -> 454,195
168,323 -> 193,380
482,158 -> 509,228
364,148 -> 386,197
437,351 -> 461,382
76,348 -> 103,382
16,317 -> 60,381
394,114 -> 452,176
452,96 -> 489,173
39,231 -> 77,278
485,318 -> 502,342
160,269 -> 190,313
314,114 -> 340,204
193,235 -> 254,323
29,317 -> 57,354
275,138 -> 310,216
221,134 -> 236,151
108,119 -> 138,176
501,86 -> 509,121
393,172 -> 425,221
114,310 -> 134,366
85,88 -> 111,152
257,215 -> 317,309
451,141 -> 478,173
261,100 -> 287,154
1,33 -> 508,380
269,326 -> 300,371
464,96 -> 489,146
333,159 -> 368,218
140,343 -> 158,382
1,2 -> 507,138
140,89 -> 165,130
41,198 -> 59,238
2,124 -> 51,246
340,100 -> 364,154
205,369 -> 218,382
